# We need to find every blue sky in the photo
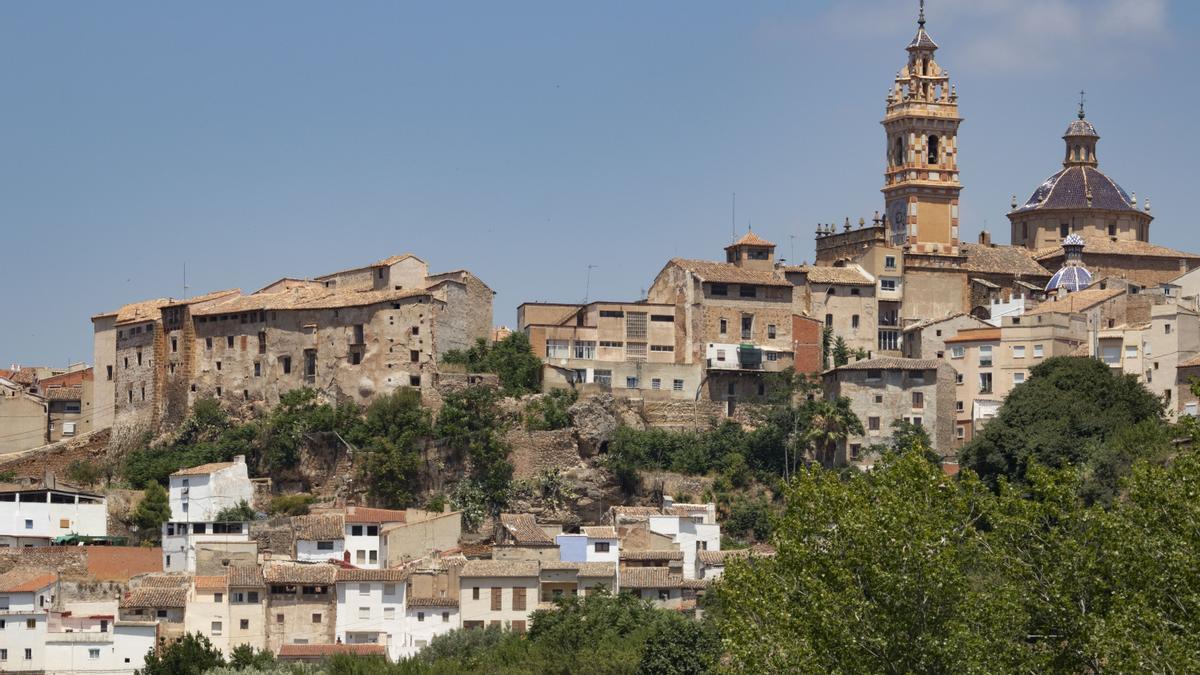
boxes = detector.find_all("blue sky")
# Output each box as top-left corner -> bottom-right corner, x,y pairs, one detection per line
3,0 -> 1197,366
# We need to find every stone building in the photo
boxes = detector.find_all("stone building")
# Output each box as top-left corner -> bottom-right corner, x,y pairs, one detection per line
822,357 -> 956,466
0,377 -> 47,455
901,312 -> 990,360
784,264 -> 879,355
264,562 -> 339,652
92,254 -> 493,434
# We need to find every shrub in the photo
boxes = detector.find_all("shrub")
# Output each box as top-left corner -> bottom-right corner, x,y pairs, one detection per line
268,494 -> 314,517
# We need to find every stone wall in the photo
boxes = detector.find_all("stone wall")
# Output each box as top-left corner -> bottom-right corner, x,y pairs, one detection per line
506,429 -> 581,480
639,399 -> 724,430
0,428 -> 112,479
0,546 -> 87,576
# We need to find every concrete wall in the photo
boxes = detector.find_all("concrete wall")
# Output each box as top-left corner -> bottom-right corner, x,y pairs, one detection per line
0,389 -> 46,455
92,316 -> 118,431
382,511 -> 461,565
458,575 -> 538,630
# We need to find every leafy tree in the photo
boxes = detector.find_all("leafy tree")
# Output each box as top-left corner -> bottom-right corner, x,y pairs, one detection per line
215,500 -> 257,523
260,388 -> 359,471
831,336 -> 850,367
132,482 -> 171,541
524,389 -> 578,431
436,387 -> 512,513
1078,418 -> 1174,506
351,388 -> 432,508
799,397 -> 863,468
888,418 -> 941,465
138,632 -> 225,675
723,495 -> 773,542
267,494 -> 314,516
443,333 -> 543,395
961,356 -> 1164,488
638,611 -> 720,675
227,644 -> 275,670
821,325 -> 834,370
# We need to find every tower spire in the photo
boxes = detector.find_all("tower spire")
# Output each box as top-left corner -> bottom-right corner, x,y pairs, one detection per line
918,0 -> 926,28
1078,89 -> 1086,119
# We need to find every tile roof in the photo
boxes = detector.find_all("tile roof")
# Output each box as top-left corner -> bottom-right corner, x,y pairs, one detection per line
942,328 -> 1002,344
578,562 -> 618,578
44,385 -> 84,402
111,290 -> 240,326
459,560 -> 540,578
726,231 -> 776,248
335,568 -> 409,582
344,506 -> 407,524
171,461 -> 238,476
620,567 -> 705,590
193,576 -> 228,591
292,514 -> 345,541
1033,237 -> 1200,262
959,243 -> 1052,277
121,587 -> 186,609
194,286 -> 430,316
902,312 -> 971,333
87,547 -> 164,581
136,574 -> 191,588
619,550 -> 683,561
262,562 -> 339,585
697,549 -> 754,566
609,506 -> 662,520
827,357 -> 944,371
1025,287 -> 1124,315
228,565 -> 265,588
786,265 -> 875,286
1014,166 -> 1138,214
0,568 -> 56,592
279,644 -> 387,658
1179,354 -> 1200,368
580,526 -> 617,539
407,596 -> 460,607
499,513 -> 555,545
9,367 -> 39,385
666,259 -> 792,287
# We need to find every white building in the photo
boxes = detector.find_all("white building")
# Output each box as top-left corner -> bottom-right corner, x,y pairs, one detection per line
0,476 -> 106,547
292,513 -> 346,563
402,598 -> 460,657
647,499 -> 721,580
0,568 -> 57,669
43,612 -> 157,675
343,507 -> 407,569
161,456 -> 255,572
333,568 -> 408,660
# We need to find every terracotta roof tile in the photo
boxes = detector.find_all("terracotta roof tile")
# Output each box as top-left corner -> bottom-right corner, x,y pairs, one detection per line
292,514 -> 345,541
136,574 -> 190,588
960,243 -> 1051,276
580,526 -> 617,539
193,576 -> 227,591
902,312 -> 980,333
667,259 -> 792,287
171,461 -> 239,476
620,550 -> 683,561
786,265 -> 875,286
0,568 -> 56,592
460,560 -> 540,578
499,513 -> 555,545
726,231 -> 776,248
194,287 -> 429,316
942,328 -> 1002,344
1178,354 -> 1200,368
827,357 -> 944,371
279,644 -> 386,658
1033,237 -> 1200,262
1025,287 -> 1124,315
609,506 -> 662,521
344,506 -> 407,524
44,385 -> 84,401
121,587 -> 186,609
228,565 -> 264,588
697,549 -> 756,566
620,567 -> 695,589
263,562 -> 338,585
407,596 -> 459,608
335,568 -> 409,582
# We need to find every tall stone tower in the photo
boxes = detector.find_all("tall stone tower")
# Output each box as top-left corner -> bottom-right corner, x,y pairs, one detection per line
882,1 -> 962,255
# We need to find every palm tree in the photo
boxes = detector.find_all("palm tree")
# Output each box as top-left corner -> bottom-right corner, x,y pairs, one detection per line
801,398 -> 864,469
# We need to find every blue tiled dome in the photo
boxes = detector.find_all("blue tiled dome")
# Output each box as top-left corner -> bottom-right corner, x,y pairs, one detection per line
1045,264 -> 1092,293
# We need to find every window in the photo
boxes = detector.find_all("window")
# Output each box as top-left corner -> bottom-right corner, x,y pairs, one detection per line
360,583 -> 371,594
716,349 -> 726,362
710,284 -> 727,296
825,314 -> 833,327
227,335 -> 235,348
26,619 -> 35,629
658,589 -> 670,602
649,345 -> 674,352
866,369 -> 882,381
312,613 -> 322,623
868,417 -> 880,431
384,607 -> 396,619
979,345 -> 993,367
766,351 -> 779,361
369,550 -> 378,564
25,648 -> 32,660
409,374 -> 421,387
443,611 -> 450,622
491,587 -> 503,611
741,316 -> 753,339
739,285 -> 756,298
719,319 -> 728,335
595,541 -> 610,552
850,444 -> 861,460
1013,372 -> 1026,385
672,379 -> 684,392
874,394 -> 883,403
211,621 -> 223,636
410,350 -> 420,363
1033,344 -> 1044,358
599,341 -> 623,348
927,134 -> 940,164
317,541 -> 334,551
281,356 -> 292,374
599,310 -> 625,318
216,361 -> 222,371
417,611 -> 425,622
650,314 -> 673,322
356,551 -> 366,564
0,649 -> 5,661
472,587 -> 481,600
956,426 -> 966,439
767,324 -> 777,339
951,346 -> 964,359
254,362 -> 262,376
276,614 -> 284,623
1125,345 -> 1138,359
248,592 -> 259,603
1012,345 -> 1026,359
367,525 -> 379,536
912,392 -> 924,409
885,255 -> 897,269
880,279 -> 897,292
359,607 -> 370,619
1060,223 -> 1070,238
956,400 -> 964,412
851,315 -> 860,329
546,340 -> 569,359
137,350 -> 143,365
351,525 -> 364,536
214,593 -> 223,603
851,287 -> 861,296
240,618 -> 250,630
512,620 -> 527,634
651,378 -> 661,390
595,370 -> 612,387
1166,323 -> 1173,335
979,372 -> 993,394
573,341 -> 596,359
106,365 -> 113,380
25,519 -> 32,530
350,351 -> 362,365
626,376 -> 638,389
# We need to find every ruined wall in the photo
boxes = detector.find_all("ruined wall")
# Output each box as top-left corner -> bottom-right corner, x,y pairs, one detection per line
0,546 -> 87,576
506,429 -> 581,480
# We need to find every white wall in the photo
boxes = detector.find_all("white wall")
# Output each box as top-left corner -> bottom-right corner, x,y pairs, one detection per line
42,618 -> 154,675
401,606 -> 460,657
344,526 -> 385,569
161,528 -> 251,573
168,459 -> 253,523
0,491 -> 107,542
4,611 -> 48,671
334,581 -> 406,660
648,516 -> 721,580
297,538 -> 345,563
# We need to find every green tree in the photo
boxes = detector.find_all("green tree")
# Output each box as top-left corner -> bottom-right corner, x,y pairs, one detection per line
723,495 -> 773,543
443,333 -> 543,395
436,387 -> 512,513
638,611 -> 720,675
66,459 -> 102,487
831,336 -> 850,367
227,644 -> 275,670
352,388 -> 432,508
138,632 -> 225,675
524,389 -> 578,431
821,325 -> 834,370
132,482 -> 171,542
800,397 -> 863,469
960,356 -> 1164,488
215,500 -> 257,523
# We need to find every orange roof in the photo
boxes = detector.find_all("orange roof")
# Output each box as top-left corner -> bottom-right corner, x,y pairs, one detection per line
171,461 -> 239,476
344,506 -> 407,524
193,575 -> 228,591
1179,354 -> 1200,368
86,547 -> 163,581
0,568 -> 57,592
725,231 -> 776,249
943,328 -> 1001,344
278,644 -> 387,658
1025,287 -> 1124,315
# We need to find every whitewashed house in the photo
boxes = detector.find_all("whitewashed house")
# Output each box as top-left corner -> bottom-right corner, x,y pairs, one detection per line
44,611 -> 157,675
0,568 -> 57,668
333,568 -> 408,660
343,507 -> 406,569
0,475 -> 106,547
402,597 -> 460,656
555,526 -> 620,564
648,499 -> 721,580
292,514 -> 345,563
161,456 -> 255,572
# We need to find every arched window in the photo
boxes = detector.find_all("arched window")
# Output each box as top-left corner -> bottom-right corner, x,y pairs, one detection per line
893,137 -> 905,167
927,135 -> 939,165
922,59 -> 929,76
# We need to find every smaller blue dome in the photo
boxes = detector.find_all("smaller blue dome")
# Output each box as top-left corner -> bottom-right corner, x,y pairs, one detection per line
1046,265 -> 1092,293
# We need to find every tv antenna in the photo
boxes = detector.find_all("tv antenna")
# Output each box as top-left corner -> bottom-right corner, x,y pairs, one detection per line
584,264 -> 598,303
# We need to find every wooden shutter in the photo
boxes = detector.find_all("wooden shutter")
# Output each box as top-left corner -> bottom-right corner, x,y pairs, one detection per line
511,620 -> 527,634
513,586 -> 526,611
491,587 -> 502,611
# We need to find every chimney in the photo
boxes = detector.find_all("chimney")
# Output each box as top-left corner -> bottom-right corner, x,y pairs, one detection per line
44,470 -> 56,490
234,455 -> 245,465
978,230 -> 992,247
661,495 -> 675,510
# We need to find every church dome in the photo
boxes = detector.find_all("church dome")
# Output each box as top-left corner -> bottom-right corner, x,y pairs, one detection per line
1045,234 -> 1093,293
1064,118 -> 1098,138
1014,165 -> 1136,213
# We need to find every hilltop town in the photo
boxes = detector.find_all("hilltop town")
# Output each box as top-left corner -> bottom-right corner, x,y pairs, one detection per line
3,5 -> 1200,674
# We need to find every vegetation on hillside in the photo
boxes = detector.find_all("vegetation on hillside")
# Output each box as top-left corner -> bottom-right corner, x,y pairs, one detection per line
441,332 -> 543,395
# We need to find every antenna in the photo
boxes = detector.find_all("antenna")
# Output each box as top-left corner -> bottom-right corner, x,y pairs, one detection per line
789,234 -> 796,263
183,262 -> 190,300
731,193 -> 736,244
584,264 -> 598,303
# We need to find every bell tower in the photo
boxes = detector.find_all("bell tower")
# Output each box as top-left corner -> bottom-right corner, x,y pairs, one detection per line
882,1 -> 962,254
